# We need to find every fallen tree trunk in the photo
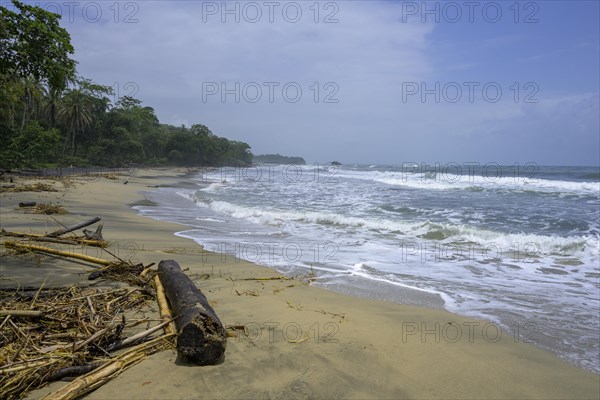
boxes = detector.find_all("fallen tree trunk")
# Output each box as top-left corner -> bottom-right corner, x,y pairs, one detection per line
47,217 -> 101,237
158,260 -> 226,364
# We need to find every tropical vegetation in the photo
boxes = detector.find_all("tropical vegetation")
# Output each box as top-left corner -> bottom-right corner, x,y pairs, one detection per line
0,1 -> 252,169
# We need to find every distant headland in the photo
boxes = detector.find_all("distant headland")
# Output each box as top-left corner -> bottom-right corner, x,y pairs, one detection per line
252,154 -> 306,165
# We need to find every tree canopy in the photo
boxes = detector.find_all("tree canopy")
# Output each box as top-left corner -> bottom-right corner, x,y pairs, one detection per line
0,0 -> 76,90
0,0 -> 253,169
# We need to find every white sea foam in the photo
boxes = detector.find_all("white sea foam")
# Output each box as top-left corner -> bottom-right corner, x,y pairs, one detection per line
336,169 -> 600,195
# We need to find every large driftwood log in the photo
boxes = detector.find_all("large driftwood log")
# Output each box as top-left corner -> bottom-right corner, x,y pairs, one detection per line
47,217 -> 101,237
158,260 -> 226,364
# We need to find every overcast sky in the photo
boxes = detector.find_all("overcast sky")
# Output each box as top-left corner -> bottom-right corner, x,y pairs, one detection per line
23,1 -> 600,165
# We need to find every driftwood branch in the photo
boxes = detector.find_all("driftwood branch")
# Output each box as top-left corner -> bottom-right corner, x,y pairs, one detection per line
107,319 -> 174,352
47,217 -> 101,238
4,242 -> 112,266
82,224 -> 103,241
0,230 -> 107,247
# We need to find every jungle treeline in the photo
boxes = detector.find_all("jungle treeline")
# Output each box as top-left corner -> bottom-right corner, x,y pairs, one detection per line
0,1 -> 252,169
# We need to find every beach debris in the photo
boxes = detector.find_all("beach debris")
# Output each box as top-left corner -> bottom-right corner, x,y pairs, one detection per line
18,202 -> 36,207
47,216 -> 101,238
235,289 -> 259,297
273,284 -> 296,294
28,203 -> 68,215
41,333 -> 175,400
225,325 -> 247,338
0,182 -> 57,192
158,260 -> 227,365
140,268 -> 176,336
286,301 -> 346,322
0,230 -> 107,248
4,241 -> 112,266
0,285 -> 172,399
239,276 -> 292,281
82,224 -> 103,241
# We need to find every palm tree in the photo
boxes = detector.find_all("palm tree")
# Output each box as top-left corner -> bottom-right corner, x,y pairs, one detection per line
18,76 -> 44,134
0,80 -> 20,129
42,85 -> 63,128
58,89 -> 93,156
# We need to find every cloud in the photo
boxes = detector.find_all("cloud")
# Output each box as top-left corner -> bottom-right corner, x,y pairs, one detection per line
55,1 -> 598,165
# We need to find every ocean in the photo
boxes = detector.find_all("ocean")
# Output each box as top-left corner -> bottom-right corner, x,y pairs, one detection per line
136,164 -> 600,372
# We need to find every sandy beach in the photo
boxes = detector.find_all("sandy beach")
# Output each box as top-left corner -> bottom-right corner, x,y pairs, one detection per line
1,168 -> 598,399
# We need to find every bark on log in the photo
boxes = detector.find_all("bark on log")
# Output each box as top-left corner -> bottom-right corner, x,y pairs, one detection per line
47,217 -> 101,237
158,260 -> 226,364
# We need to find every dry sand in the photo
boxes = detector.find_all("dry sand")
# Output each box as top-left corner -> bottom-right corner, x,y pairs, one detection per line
1,168 -> 598,399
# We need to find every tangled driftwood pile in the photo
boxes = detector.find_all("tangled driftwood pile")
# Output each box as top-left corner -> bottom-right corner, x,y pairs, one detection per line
0,216 -> 225,399
0,286 -> 172,399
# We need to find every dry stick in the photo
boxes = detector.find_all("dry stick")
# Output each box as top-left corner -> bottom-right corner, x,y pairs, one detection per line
39,326 -> 111,354
11,333 -> 30,362
0,315 -> 11,330
86,297 -> 96,321
153,275 -> 176,335
0,231 -> 107,247
139,268 -> 176,335
0,310 -> 43,318
83,224 -> 103,241
73,327 -> 111,352
0,359 -> 54,374
239,276 -> 292,281
105,289 -> 140,312
4,242 -> 112,266
42,333 -> 175,400
8,319 -> 27,339
46,217 -> 101,237
107,319 -> 174,352
30,276 -> 48,309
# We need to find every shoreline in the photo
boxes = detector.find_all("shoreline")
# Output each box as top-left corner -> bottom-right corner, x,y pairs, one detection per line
136,168 -> 599,373
1,168 -> 598,399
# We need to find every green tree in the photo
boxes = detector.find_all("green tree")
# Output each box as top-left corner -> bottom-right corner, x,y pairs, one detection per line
58,89 -> 93,156
17,76 -> 44,134
0,0 -> 76,90
7,121 -> 61,167
42,85 -> 62,129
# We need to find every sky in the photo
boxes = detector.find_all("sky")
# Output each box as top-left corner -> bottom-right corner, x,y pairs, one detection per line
18,0 -> 600,165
